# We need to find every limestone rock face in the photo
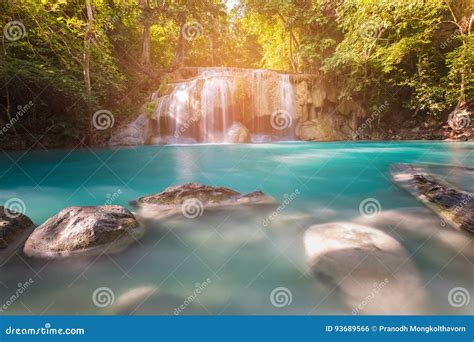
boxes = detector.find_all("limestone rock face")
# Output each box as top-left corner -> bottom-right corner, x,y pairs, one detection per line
295,119 -> 343,141
304,222 -> 427,314
131,183 -> 277,220
226,122 -> 250,143
24,206 -> 143,258
109,114 -> 150,146
311,81 -> 326,108
0,207 -> 34,263
295,121 -> 323,141
295,81 -> 310,121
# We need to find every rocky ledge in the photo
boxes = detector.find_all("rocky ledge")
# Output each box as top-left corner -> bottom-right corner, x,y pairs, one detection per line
390,163 -> 473,234
24,206 -> 143,258
131,183 -> 277,219
0,207 -> 35,263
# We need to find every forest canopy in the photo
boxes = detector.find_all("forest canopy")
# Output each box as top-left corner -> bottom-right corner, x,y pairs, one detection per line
0,0 -> 472,147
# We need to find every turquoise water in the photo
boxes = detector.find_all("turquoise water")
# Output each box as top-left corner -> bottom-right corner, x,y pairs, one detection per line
0,141 -> 473,315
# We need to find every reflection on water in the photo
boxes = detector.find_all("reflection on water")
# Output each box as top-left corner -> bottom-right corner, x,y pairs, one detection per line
0,141 -> 473,315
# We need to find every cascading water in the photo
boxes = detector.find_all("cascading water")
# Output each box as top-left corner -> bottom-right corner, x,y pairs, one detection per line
151,67 -> 297,144
277,74 -> 296,139
200,73 -> 235,143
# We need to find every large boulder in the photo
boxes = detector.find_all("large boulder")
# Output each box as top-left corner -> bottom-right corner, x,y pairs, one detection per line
0,207 -> 34,263
304,222 -> 427,314
131,183 -> 277,220
24,206 -> 143,258
226,122 -> 250,143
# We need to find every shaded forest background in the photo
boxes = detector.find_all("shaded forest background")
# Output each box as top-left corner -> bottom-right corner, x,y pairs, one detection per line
0,0 -> 472,148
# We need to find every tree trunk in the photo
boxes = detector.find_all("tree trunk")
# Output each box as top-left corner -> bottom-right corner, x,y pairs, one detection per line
83,0 -> 93,95
141,23 -> 151,65
172,18 -> 186,69
209,37 -> 214,66
140,0 -> 151,65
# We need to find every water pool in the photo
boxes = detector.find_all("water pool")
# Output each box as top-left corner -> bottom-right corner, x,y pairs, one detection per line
1,141 -> 473,315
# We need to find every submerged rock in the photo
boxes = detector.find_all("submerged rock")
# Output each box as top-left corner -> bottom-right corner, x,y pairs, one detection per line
24,206 -> 143,258
226,122 -> 250,143
0,207 -> 35,264
390,163 -> 474,234
304,222 -> 427,314
131,183 -> 277,220
112,286 -> 159,315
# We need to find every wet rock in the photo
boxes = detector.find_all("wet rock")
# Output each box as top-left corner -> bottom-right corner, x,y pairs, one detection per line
304,222 -> 427,314
226,122 -> 250,143
24,206 -> 143,258
0,207 -> 35,263
390,163 -> 474,234
131,183 -> 277,220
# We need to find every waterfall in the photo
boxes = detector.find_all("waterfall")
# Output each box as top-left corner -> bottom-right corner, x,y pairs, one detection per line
151,67 -> 297,144
155,96 -> 167,138
278,74 -> 296,138
251,70 -> 269,133
200,73 -> 235,143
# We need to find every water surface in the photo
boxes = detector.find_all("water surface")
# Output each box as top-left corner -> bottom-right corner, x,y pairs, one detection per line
0,141 -> 473,315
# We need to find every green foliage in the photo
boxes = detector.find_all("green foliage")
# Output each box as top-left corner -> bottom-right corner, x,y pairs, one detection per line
240,0 -> 473,117
0,0 -> 472,148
